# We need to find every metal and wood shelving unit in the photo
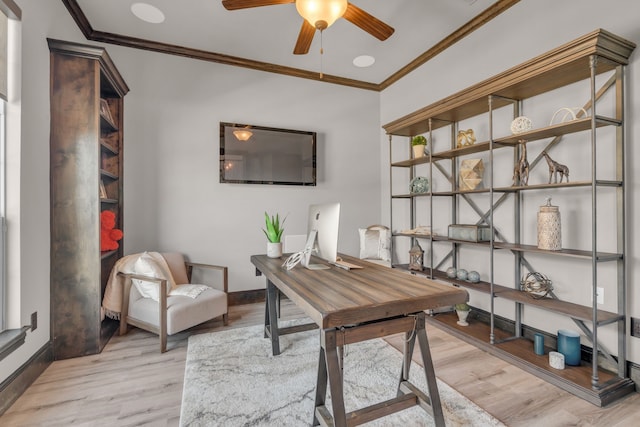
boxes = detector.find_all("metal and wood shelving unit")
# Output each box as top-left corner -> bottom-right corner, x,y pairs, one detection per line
383,29 -> 636,406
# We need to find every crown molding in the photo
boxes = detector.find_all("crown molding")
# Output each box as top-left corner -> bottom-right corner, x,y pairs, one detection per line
61,0 -> 520,92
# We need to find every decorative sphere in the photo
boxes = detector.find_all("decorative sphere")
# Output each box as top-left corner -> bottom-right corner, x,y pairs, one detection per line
456,269 -> 468,281
446,267 -> 457,278
467,271 -> 480,283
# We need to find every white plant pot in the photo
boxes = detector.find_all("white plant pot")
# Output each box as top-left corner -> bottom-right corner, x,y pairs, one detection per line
456,309 -> 470,326
412,145 -> 426,159
267,242 -> 283,258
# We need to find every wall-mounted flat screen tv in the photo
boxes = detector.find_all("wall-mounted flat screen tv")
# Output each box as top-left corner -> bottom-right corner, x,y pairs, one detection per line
220,122 -> 316,186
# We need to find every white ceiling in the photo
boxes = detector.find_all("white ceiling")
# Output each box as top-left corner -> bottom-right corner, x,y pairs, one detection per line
75,0 -> 498,84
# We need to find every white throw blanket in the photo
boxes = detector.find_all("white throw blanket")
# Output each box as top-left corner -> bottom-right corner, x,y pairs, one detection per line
101,251 -> 177,320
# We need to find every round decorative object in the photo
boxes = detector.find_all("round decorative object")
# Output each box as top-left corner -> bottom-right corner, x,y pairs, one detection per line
409,176 -> 430,194
446,267 -> 457,278
456,269 -> 468,281
521,272 -> 553,299
467,271 -> 480,283
537,197 -> 561,251
510,116 -> 533,134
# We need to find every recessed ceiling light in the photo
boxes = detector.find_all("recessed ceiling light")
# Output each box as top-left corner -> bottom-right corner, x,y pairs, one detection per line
353,55 -> 375,68
131,3 -> 165,24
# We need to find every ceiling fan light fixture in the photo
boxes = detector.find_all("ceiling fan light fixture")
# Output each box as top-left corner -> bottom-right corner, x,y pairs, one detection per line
296,0 -> 348,30
233,129 -> 253,141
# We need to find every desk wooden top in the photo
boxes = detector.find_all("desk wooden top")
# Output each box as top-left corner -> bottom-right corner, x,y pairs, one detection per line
251,253 -> 468,329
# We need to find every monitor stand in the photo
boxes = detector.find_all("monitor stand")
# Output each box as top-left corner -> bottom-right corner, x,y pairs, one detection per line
302,230 -> 330,270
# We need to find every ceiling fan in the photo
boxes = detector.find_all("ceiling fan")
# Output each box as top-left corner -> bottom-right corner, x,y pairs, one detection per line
221,0 -> 395,55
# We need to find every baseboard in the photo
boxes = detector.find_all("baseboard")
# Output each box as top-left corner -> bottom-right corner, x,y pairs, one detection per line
0,341 -> 53,415
228,289 -> 265,306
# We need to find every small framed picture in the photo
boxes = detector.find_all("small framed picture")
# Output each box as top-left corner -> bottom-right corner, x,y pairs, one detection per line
99,180 -> 107,199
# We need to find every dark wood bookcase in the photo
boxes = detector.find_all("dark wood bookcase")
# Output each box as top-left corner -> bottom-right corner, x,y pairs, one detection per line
48,39 -> 129,359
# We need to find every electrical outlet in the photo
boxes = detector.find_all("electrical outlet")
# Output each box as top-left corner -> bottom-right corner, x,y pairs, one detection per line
631,317 -> 640,338
31,311 -> 37,331
596,287 -> 604,305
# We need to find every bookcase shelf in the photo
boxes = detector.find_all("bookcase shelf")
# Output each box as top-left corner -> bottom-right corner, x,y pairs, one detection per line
383,29 -> 635,406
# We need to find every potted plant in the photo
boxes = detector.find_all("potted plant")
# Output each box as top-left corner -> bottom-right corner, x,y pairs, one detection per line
263,212 -> 286,258
411,135 -> 427,159
455,302 -> 470,326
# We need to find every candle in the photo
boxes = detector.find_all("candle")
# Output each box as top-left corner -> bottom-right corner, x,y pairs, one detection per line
534,333 -> 544,355
557,329 -> 581,366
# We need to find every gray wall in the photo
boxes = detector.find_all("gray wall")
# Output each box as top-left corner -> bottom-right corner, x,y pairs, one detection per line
110,44 -> 382,292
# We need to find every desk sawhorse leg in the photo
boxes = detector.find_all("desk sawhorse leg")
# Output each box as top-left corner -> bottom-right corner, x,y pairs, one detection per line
312,311 -> 445,427
263,279 -> 317,356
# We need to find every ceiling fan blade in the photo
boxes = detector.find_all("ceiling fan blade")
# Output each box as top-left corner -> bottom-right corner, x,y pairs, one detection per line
293,20 -> 315,55
222,0 -> 294,11
343,3 -> 394,41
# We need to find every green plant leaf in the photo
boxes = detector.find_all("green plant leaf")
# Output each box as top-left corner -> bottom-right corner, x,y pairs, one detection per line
263,212 -> 286,243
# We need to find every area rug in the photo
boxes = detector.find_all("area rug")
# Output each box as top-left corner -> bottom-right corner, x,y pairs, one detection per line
180,322 -> 505,426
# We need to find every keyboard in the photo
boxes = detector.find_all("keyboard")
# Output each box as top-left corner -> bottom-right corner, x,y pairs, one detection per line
332,259 -> 364,270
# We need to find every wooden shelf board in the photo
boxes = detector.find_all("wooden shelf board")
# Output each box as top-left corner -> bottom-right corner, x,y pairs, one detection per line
100,139 -> 118,155
392,233 -> 435,239
427,312 -> 635,407
100,113 -> 118,133
496,288 -> 622,325
391,116 -> 620,167
493,116 -> 620,145
100,198 -> 118,204
493,241 -> 622,261
392,264 -> 621,324
100,250 -> 118,260
100,169 -> 118,180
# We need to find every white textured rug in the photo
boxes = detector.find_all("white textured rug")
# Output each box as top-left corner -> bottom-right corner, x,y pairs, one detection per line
180,322 -> 505,427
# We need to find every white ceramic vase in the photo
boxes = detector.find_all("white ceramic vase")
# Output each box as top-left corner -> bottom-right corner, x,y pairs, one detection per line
412,144 -> 425,159
456,309 -> 470,326
267,242 -> 283,258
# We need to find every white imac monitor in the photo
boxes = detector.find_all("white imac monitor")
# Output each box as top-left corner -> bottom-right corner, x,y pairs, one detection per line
301,202 -> 340,270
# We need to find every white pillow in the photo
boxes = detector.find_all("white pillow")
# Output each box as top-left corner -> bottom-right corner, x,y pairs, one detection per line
170,284 -> 210,299
358,228 -> 391,261
132,252 -> 172,301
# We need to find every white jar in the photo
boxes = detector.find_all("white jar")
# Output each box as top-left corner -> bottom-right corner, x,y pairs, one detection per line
537,197 -> 561,251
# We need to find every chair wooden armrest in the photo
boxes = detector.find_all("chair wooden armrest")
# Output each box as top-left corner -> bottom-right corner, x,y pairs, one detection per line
185,262 -> 228,293
117,272 -> 169,352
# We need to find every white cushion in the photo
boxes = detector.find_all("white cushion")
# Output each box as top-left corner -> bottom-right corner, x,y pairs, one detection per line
170,284 -> 209,299
359,228 -> 391,261
128,288 -> 227,335
132,252 -> 173,301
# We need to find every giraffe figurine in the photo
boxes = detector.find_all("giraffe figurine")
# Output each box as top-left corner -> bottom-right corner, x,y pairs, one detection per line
542,151 -> 569,184
512,142 -> 529,186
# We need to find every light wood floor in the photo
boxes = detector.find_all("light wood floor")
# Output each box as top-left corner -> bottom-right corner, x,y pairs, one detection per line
1,301 -> 638,426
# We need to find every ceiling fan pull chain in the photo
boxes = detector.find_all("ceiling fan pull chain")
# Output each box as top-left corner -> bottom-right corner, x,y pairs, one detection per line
319,29 -> 324,79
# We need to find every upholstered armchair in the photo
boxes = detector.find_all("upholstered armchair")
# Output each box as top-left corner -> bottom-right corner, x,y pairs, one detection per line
117,252 -> 228,352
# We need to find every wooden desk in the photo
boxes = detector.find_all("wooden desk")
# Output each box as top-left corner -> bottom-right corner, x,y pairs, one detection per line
251,253 -> 467,427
